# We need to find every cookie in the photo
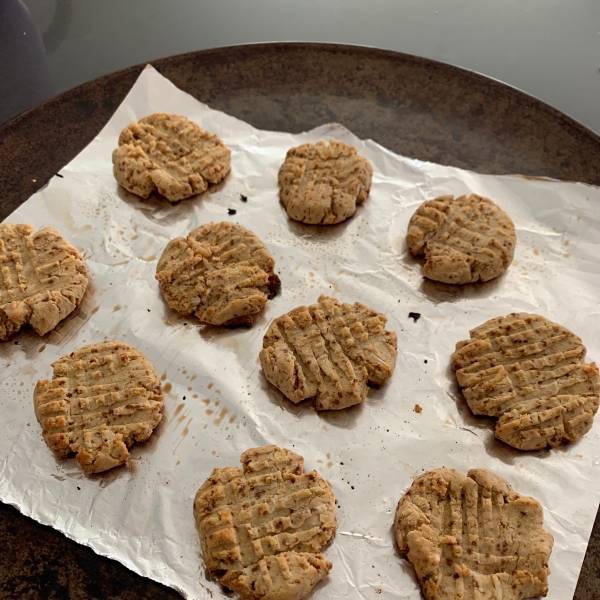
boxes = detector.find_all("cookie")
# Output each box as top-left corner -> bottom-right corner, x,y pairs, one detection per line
34,341 -> 163,473
112,113 -> 231,202
193,445 -> 336,600
278,140 -> 373,225
394,468 -> 553,600
0,224 -> 88,340
406,194 -> 516,284
453,313 -> 600,450
156,221 -> 280,327
260,295 -> 397,410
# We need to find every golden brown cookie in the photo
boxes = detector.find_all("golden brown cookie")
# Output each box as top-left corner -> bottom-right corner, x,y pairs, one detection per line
34,341 -> 163,473
395,467 -> 553,600
453,313 -> 600,450
0,224 -> 88,340
156,221 -> 280,327
406,194 -> 516,284
260,295 -> 397,410
278,140 -> 372,225
112,113 -> 231,202
193,445 -> 336,600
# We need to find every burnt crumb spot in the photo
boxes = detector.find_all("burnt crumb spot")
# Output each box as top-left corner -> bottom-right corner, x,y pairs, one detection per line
408,312 -> 421,322
223,314 -> 254,327
76,486 -> 80,490
56,173 -> 64,178
267,272 -> 281,299
424,359 -> 428,364
240,194 -> 248,202
13,340 -> 18,345
183,396 -> 186,400
228,208 -> 237,215
147,308 -> 151,312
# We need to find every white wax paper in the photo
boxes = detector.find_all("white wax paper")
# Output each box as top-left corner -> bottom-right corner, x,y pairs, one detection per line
1,65 -> 600,600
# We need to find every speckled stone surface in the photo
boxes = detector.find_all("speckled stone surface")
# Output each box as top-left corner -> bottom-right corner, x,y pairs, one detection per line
0,43 -> 598,599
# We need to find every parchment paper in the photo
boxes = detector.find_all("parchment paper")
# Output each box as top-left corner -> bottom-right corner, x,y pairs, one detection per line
1,65 -> 600,600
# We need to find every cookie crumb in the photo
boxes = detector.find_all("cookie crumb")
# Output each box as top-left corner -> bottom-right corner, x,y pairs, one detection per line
56,173 -> 64,178
414,404 -> 423,413
228,208 -> 237,215
424,359 -> 428,364
408,312 -> 421,322
240,194 -> 248,202
375,589 -> 382,595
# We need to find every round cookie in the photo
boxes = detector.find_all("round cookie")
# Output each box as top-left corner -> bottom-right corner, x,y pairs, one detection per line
278,140 -> 373,225
34,341 -> 163,473
406,194 -> 516,284
155,221 -> 280,327
394,467 -> 553,600
260,295 -> 397,410
112,113 -> 231,202
0,223 -> 88,340
193,445 -> 336,600
453,313 -> 600,450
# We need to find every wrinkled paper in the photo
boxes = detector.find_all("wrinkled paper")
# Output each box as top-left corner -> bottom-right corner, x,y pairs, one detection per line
1,65 -> 600,599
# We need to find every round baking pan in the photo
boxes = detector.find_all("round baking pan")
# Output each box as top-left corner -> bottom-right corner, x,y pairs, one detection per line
0,43 -> 598,599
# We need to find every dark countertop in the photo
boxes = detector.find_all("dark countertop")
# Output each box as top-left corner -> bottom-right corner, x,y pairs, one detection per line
1,43 -> 600,599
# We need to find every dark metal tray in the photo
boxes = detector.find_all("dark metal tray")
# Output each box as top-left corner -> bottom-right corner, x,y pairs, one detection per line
0,43 -> 598,599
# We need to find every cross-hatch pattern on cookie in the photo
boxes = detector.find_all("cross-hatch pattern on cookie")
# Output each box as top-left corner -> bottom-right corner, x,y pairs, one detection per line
407,194 -> 516,284
278,140 -> 373,225
112,113 -> 231,202
260,295 -> 397,410
0,223 -> 88,340
34,341 -> 163,473
156,222 -> 280,327
394,468 -> 553,600
194,445 -> 336,600
452,313 -> 600,450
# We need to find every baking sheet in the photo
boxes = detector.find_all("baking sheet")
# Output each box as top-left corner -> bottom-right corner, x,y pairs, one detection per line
1,65 -> 600,599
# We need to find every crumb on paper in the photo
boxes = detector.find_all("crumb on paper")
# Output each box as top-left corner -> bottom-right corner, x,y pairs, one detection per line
228,208 -> 237,215
414,404 -> 423,414
240,194 -> 248,202
409,312 -> 421,322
